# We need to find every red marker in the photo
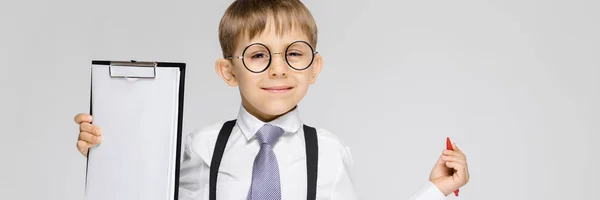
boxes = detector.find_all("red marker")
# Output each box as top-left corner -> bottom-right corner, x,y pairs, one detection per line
446,137 -> 459,196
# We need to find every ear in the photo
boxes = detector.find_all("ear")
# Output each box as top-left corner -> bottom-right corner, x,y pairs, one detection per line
309,54 -> 323,84
215,58 -> 238,87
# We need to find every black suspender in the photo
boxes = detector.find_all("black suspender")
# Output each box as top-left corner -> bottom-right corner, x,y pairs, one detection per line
304,124 -> 319,200
209,120 -> 236,200
209,120 -> 319,200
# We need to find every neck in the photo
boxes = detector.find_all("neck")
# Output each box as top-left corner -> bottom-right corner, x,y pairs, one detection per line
241,100 -> 296,122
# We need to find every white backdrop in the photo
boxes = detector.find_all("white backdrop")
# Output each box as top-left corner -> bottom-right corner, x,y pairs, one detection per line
1,0 -> 598,199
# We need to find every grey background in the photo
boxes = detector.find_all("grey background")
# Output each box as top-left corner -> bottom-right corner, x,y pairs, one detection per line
1,0 -> 598,199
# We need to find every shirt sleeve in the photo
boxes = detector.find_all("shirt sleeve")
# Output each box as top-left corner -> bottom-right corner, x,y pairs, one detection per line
328,144 -> 445,200
178,133 -> 209,200
408,181 -> 447,200
330,146 -> 358,200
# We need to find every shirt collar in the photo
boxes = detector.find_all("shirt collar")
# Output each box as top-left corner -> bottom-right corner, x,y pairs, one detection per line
237,105 -> 302,141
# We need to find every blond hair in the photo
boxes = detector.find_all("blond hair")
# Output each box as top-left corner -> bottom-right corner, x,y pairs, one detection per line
218,0 -> 318,58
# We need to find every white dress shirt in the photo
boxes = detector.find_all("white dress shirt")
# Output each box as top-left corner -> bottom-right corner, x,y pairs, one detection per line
178,106 -> 446,200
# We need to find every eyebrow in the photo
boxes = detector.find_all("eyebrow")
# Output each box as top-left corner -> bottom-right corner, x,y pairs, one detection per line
245,40 -> 311,50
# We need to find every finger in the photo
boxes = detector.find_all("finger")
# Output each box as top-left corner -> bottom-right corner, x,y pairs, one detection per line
441,155 -> 466,165
445,161 -> 464,177
436,151 -> 448,166
445,161 -> 469,183
74,113 -> 92,124
443,149 -> 466,160
79,131 -> 102,144
77,140 -> 93,156
80,122 -> 93,133
80,123 -> 101,136
77,139 -> 94,150
453,143 -> 467,158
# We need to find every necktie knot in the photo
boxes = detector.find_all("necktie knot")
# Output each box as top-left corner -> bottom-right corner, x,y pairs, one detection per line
256,124 -> 284,145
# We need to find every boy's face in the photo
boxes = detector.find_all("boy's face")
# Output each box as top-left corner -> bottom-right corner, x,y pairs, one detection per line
216,21 -> 322,121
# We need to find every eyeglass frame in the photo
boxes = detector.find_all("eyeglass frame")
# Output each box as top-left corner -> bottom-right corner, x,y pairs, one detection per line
225,40 -> 319,73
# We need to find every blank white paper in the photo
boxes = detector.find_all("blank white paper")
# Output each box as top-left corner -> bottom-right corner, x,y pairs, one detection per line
85,64 -> 181,200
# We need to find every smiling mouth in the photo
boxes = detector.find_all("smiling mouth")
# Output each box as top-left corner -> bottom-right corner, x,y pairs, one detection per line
261,86 -> 294,93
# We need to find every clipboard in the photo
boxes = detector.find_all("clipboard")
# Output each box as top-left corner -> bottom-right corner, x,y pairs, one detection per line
85,60 -> 186,200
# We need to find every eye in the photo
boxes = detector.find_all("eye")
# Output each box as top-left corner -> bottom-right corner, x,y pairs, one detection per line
287,51 -> 303,57
251,52 -> 269,59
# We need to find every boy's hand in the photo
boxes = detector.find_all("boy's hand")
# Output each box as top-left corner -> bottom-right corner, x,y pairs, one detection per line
429,143 -> 470,196
74,113 -> 102,157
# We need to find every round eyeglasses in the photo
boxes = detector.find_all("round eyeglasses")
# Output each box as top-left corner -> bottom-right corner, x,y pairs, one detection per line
225,41 -> 318,73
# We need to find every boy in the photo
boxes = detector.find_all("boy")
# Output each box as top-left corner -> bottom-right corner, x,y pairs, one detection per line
74,0 -> 469,199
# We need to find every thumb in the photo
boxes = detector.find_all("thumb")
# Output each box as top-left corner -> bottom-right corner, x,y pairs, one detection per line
435,152 -> 453,172
434,151 -> 446,166
430,152 -> 450,180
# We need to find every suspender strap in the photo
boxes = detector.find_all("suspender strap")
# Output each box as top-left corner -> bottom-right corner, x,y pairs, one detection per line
209,120 -> 236,200
303,125 -> 319,200
209,121 -> 319,200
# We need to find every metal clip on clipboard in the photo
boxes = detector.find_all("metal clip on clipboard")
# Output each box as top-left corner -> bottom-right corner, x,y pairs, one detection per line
109,60 -> 157,79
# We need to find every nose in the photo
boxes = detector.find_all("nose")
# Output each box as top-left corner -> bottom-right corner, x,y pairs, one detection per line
268,52 -> 288,78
